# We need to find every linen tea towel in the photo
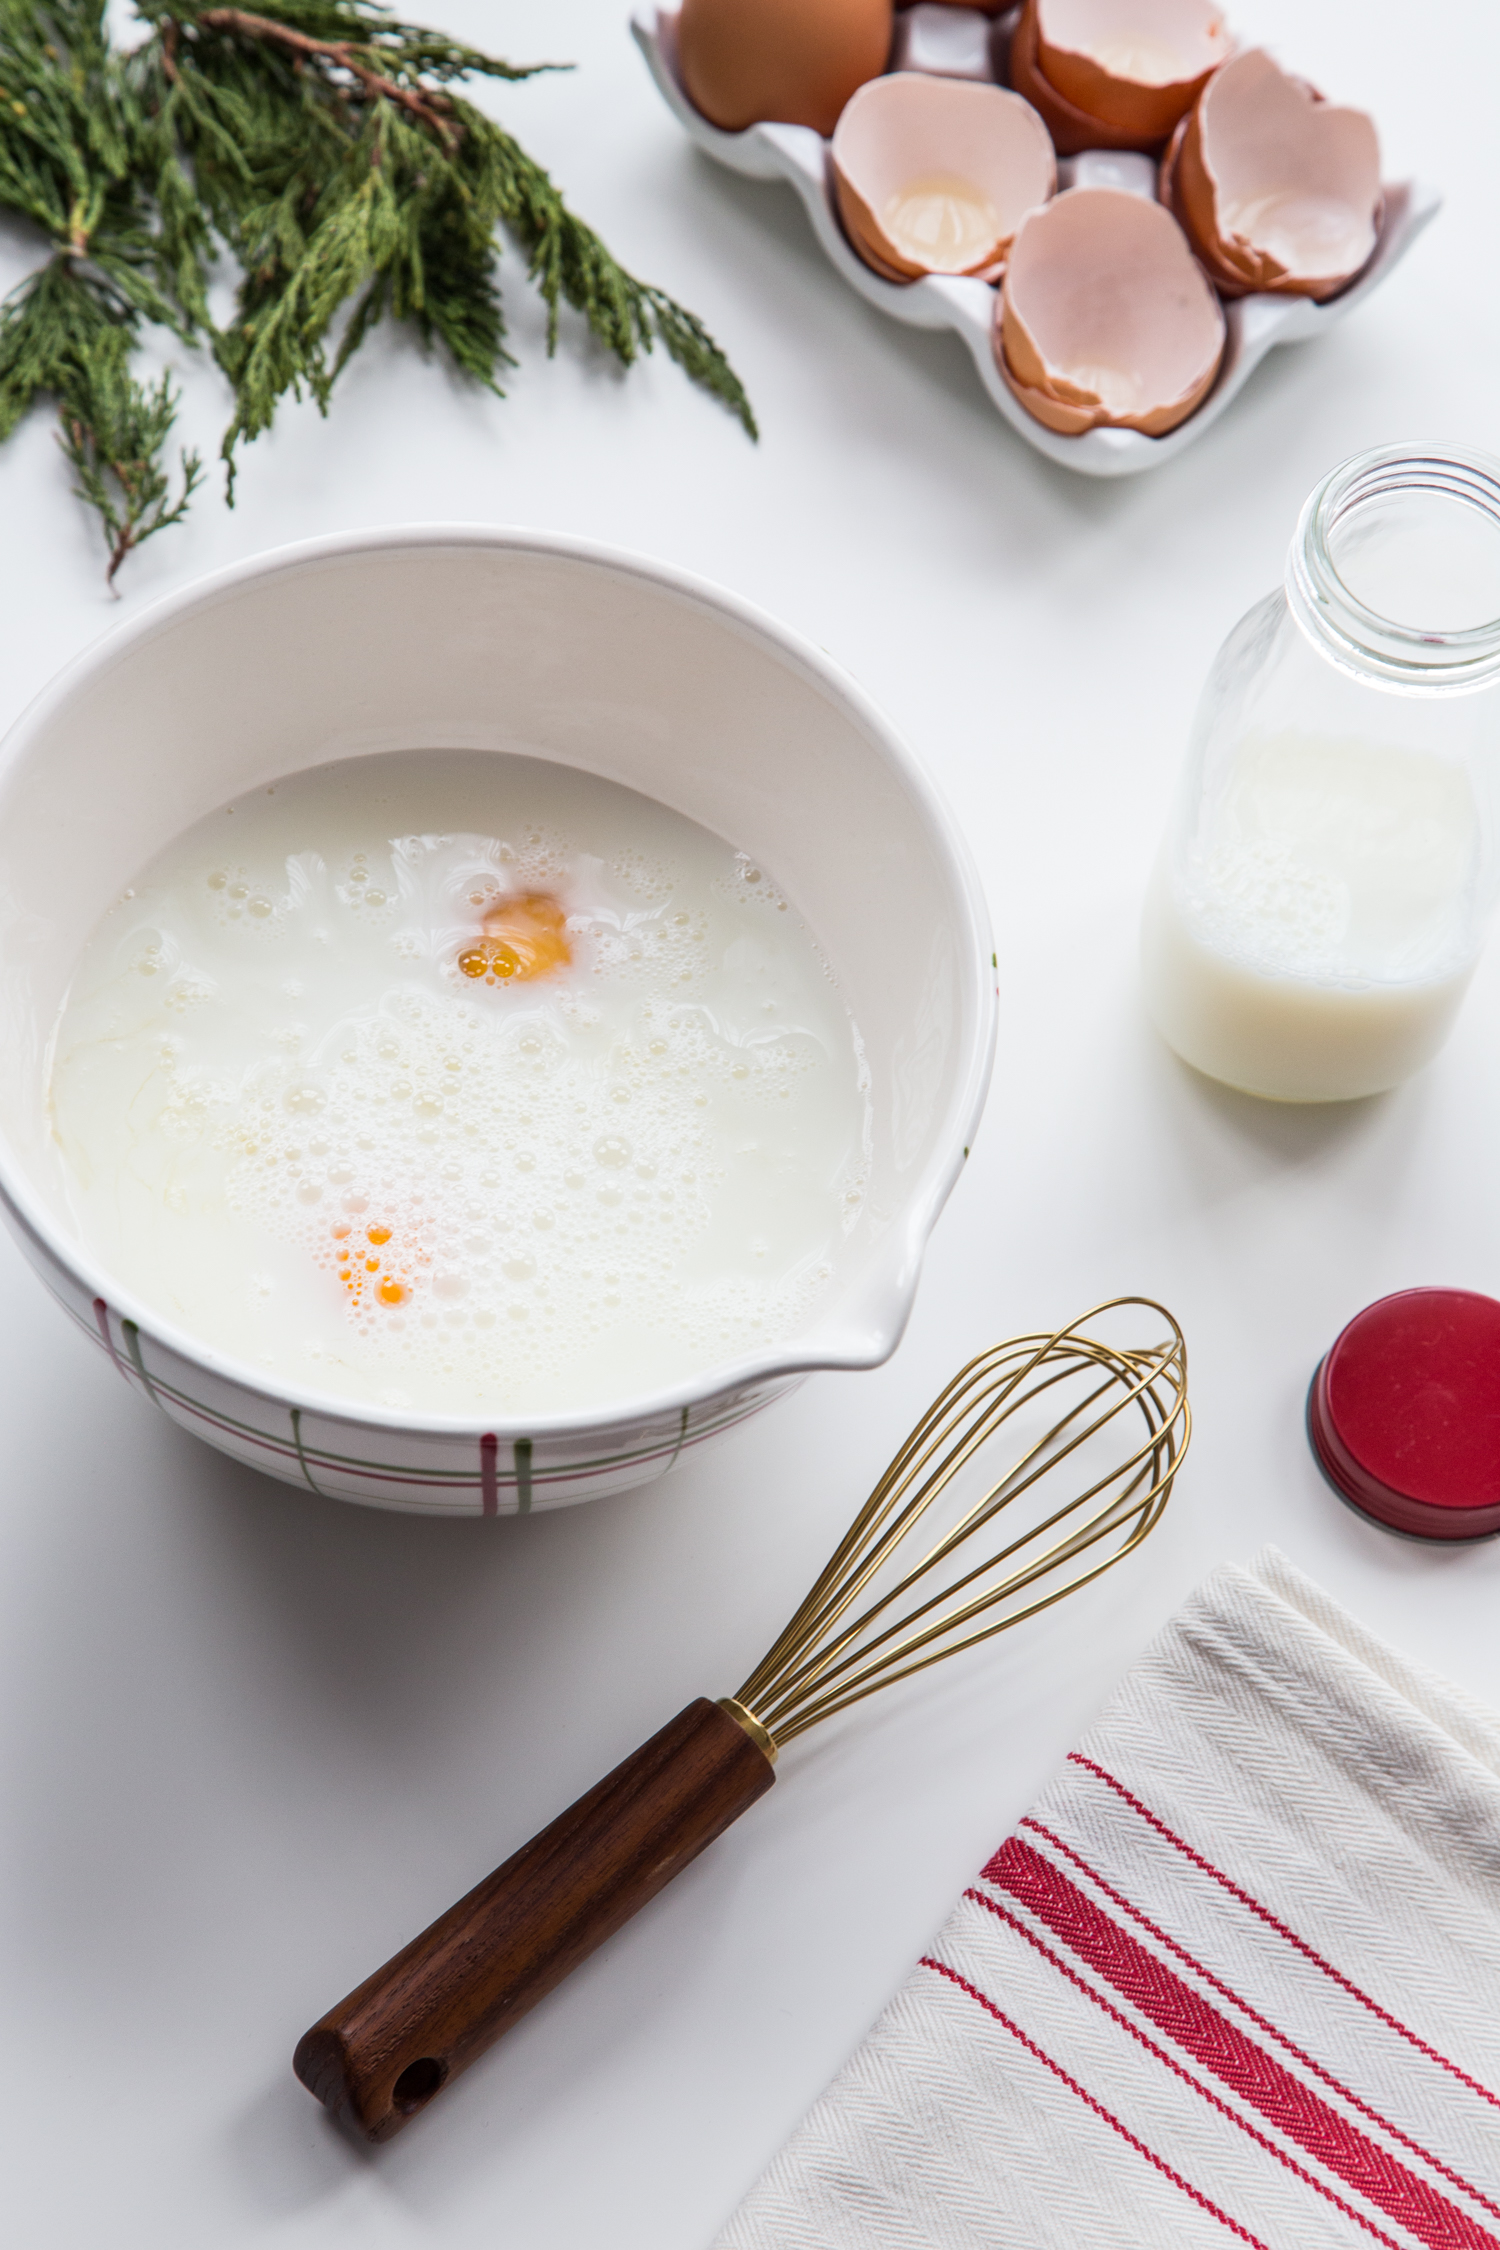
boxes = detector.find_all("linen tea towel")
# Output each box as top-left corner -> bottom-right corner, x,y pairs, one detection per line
714,1549 -> 1500,2250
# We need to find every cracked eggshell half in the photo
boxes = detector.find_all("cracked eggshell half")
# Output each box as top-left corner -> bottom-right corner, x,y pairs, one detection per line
1037,0 -> 1231,138
1008,0 -> 1157,154
1163,48 -> 1381,299
1009,0 -> 1229,153
997,186 -> 1226,435
832,73 -> 1055,281
677,0 -> 894,136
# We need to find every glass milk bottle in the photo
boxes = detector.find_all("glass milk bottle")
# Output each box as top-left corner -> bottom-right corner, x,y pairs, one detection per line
1142,446 -> 1500,1102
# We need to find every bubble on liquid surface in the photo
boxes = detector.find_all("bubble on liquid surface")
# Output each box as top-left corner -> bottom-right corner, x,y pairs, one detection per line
46,751 -> 872,1414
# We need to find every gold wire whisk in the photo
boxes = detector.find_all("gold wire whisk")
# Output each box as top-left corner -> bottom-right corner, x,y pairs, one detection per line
296,1295 -> 1189,2142
729,1297 -> 1189,1749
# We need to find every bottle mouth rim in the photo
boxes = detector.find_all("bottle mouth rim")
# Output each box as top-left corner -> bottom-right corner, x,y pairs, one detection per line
1288,444 -> 1500,692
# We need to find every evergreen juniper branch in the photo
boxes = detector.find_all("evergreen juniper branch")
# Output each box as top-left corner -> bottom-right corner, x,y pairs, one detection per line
469,117 -> 758,440
0,0 -> 204,580
58,360 -> 203,589
159,5 -> 756,488
0,257 -> 123,444
0,254 -> 200,586
0,0 -> 756,581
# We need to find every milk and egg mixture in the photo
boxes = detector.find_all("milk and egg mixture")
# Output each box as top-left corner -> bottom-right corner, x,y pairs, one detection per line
49,752 -> 871,1413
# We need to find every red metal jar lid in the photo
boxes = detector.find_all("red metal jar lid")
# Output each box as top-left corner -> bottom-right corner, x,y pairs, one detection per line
1308,1288 -> 1500,1541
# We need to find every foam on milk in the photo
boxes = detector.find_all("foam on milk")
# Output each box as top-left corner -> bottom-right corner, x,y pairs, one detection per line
49,752 -> 872,1412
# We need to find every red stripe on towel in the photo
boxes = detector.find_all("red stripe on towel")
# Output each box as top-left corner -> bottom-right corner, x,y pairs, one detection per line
989,1838 -> 1500,2250
967,1892 -> 1413,2250
1018,1817 -> 1500,2224
920,1957 -> 1275,2250
1065,1756 -> 1500,2115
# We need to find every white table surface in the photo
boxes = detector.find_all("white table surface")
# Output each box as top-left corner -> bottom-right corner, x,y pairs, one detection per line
2,3 -> 1498,2242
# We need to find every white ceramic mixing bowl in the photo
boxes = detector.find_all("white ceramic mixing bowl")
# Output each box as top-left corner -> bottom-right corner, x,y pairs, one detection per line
0,529 -> 994,1511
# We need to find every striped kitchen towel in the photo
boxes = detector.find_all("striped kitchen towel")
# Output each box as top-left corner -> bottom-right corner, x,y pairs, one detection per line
714,1548 -> 1500,2250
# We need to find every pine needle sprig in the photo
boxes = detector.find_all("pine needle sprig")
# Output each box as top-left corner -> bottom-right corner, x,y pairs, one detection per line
0,0 -> 755,583
146,1 -> 757,485
0,0 -> 135,245
476,118 -> 756,437
0,1 -> 202,582
59,357 -> 203,585
0,0 -> 190,357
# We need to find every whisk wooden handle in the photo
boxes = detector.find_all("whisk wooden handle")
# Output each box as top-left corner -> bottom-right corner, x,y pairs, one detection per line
292,1697 -> 775,2141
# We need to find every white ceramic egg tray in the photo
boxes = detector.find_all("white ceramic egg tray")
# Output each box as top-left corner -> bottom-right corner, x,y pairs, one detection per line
631,6 -> 1441,478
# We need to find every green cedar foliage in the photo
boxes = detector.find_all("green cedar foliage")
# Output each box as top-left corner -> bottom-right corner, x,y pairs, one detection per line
0,1 -> 754,585
0,1 -> 203,582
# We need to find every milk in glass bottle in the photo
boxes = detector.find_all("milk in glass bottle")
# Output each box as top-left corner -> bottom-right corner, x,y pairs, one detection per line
1142,446 -> 1500,1101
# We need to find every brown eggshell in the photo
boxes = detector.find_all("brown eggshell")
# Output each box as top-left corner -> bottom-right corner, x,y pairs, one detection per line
1161,108 -> 1257,294
998,186 -> 1226,435
839,196 -> 925,283
1167,49 -> 1381,300
832,74 -> 1055,281
1158,112 -> 1189,207
996,364 -> 1102,434
677,0 -> 894,136
1036,0 -> 1231,141
1009,0 -> 1163,154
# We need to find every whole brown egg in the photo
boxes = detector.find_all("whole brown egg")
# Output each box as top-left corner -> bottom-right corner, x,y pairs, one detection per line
677,0 -> 894,137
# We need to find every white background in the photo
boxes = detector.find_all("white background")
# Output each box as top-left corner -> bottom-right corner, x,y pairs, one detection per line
2,3 -> 1498,2243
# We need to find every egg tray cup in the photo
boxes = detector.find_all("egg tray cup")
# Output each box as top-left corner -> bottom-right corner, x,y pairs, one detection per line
633,6 -> 1440,479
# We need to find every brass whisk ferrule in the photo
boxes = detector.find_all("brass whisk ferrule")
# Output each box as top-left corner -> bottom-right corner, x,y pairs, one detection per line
716,1697 -> 779,1765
